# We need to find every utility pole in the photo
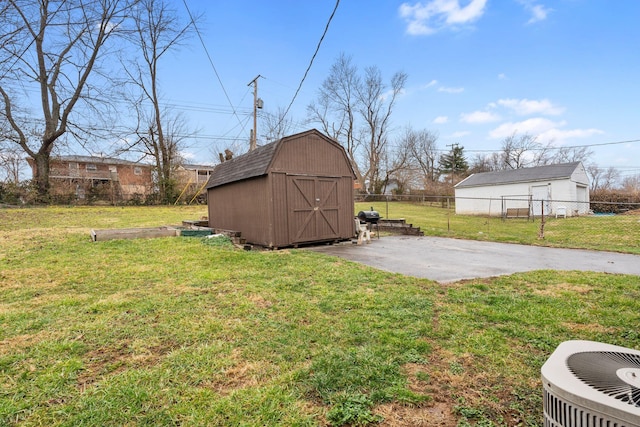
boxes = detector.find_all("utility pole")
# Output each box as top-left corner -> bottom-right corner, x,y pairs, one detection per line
247,75 -> 263,151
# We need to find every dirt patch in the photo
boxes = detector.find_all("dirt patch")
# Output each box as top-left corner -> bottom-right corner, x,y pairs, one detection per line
370,362 -> 459,426
247,293 -> 273,309
199,349 -> 275,396
561,322 -> 616,334
533,282 -> 593,297
0,330 -> 55,356
622,209 -> 640,215
371,345 -> 533,427
373,401 -> 455,426
201,361 -> 265,395
77,339 -> 176,391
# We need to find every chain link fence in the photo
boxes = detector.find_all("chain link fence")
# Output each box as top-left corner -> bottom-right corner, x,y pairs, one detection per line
355,194 -> 640,253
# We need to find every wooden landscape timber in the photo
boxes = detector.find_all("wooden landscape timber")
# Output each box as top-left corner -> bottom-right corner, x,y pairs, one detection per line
91,220 -> 215,241
91,227 -> 179,241
376,218 -> 424,236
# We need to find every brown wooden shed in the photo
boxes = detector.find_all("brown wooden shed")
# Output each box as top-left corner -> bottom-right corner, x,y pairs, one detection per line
206,129 -> 355,248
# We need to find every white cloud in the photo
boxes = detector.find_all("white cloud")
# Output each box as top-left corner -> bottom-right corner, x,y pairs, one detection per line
420,80 -> 462,93
498,73 -> 507,80
497,98 -> 565,116
517,1 -> 552,24
489,118 -> 562,138
438,86 -> 464,94
433,115 -> 449,124
489,118 -> 603,143
460,110 -> 501,124
380,88 -> 406,101
538,127 -> 604,143
422,79 -> 438,89
399,0 -> 488,35
528,4 -> 551,23
180,150 -> 195,160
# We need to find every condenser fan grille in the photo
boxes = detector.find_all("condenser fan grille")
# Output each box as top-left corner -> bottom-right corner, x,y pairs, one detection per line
567,351 -> 640,407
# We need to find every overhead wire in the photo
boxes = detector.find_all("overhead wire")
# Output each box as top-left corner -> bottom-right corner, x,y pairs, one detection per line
460,138 -> 640,153
277,0 -> 340,129
385,138 -> 640,154
181,0 -> 245,132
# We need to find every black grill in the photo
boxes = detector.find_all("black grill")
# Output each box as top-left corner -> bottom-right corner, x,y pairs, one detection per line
357,207 -> 381,224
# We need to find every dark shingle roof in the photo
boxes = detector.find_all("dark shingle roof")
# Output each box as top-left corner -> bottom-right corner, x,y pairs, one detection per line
455,162 -> 582,188
206,139 -> 280,189
52,155 -> 151,167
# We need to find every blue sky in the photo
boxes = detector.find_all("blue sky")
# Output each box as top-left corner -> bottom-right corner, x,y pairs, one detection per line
158,0 -> 639,177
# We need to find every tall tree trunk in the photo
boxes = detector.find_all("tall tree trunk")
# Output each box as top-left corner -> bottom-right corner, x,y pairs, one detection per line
32,151 -> 51,201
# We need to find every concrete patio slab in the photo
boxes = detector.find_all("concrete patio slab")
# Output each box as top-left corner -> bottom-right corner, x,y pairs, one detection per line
308,235 -> 640,283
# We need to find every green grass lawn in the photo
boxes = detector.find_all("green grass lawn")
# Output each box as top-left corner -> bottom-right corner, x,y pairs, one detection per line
1,206 -> 639,426
357,201 -> 640,254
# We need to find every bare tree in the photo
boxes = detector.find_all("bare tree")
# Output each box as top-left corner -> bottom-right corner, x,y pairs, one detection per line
307,53 -> 362,182
549,145 -> 593,164
122,0 -> 194,203
0,143 -> 24,184
469,152 -> 503,174
307,53 -> 407,192
358,66 -> 407,192
500,132 -> 552,169
587,164 -> 620,191
0,0 -> 138,200
378,136 -> 412,195
620,174 -> 640,196
261,106 -> 296,144
401,127 -> 440,185
122,105 -> 193,202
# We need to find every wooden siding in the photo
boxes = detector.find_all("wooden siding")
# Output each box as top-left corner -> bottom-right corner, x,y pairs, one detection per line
270,172 -> 289,247
270,132 -> 353,177
207,177 -> 272,246
206,129 -> 355,248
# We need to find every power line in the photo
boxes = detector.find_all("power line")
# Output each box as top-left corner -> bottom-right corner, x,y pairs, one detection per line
461,138 -> 640,153
181,0 -> 244,131
386,137 -> 640,153
278,0 -> 340,128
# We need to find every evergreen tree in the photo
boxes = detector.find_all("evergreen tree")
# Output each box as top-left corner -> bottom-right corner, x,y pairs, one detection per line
439,145 -> 469,176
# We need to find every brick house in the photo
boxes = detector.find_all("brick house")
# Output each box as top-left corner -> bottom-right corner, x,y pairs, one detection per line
27,155 -> 154,202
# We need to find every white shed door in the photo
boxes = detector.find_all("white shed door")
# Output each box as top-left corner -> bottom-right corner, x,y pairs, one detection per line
532,185 -> 550,216
577,185 -> 588,213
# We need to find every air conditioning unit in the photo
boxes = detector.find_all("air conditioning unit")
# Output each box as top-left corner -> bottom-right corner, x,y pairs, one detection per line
541,340 -> 640,427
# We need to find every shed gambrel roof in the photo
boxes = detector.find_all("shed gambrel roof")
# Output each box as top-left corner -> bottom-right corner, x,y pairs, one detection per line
455,162 -> 583,188
206,138 -> 280,189
206,129 -> 347,189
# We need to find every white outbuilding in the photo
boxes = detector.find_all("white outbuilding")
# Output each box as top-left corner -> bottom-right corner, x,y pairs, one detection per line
454,162 -> 590,217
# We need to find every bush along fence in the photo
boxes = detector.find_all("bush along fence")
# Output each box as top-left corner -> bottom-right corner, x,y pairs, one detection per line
355,194 -> 640,251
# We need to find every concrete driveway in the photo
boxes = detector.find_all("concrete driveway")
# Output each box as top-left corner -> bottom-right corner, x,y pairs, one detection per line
308,235 -> 640,283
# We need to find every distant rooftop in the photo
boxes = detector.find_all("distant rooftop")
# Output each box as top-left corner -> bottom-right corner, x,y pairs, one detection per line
51,155 -> 152,167
182,163 -> 216,170
455,162 -> 583,188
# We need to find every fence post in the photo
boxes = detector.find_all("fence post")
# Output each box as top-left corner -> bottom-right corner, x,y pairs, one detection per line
386,195 -> 389,220
538,199 -> 546,239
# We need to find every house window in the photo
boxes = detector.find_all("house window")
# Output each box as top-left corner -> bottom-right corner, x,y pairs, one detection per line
109,166 -> 117,173
69,162 -> 79,171
134,167 -> 142,175
86,164 -> 97,171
